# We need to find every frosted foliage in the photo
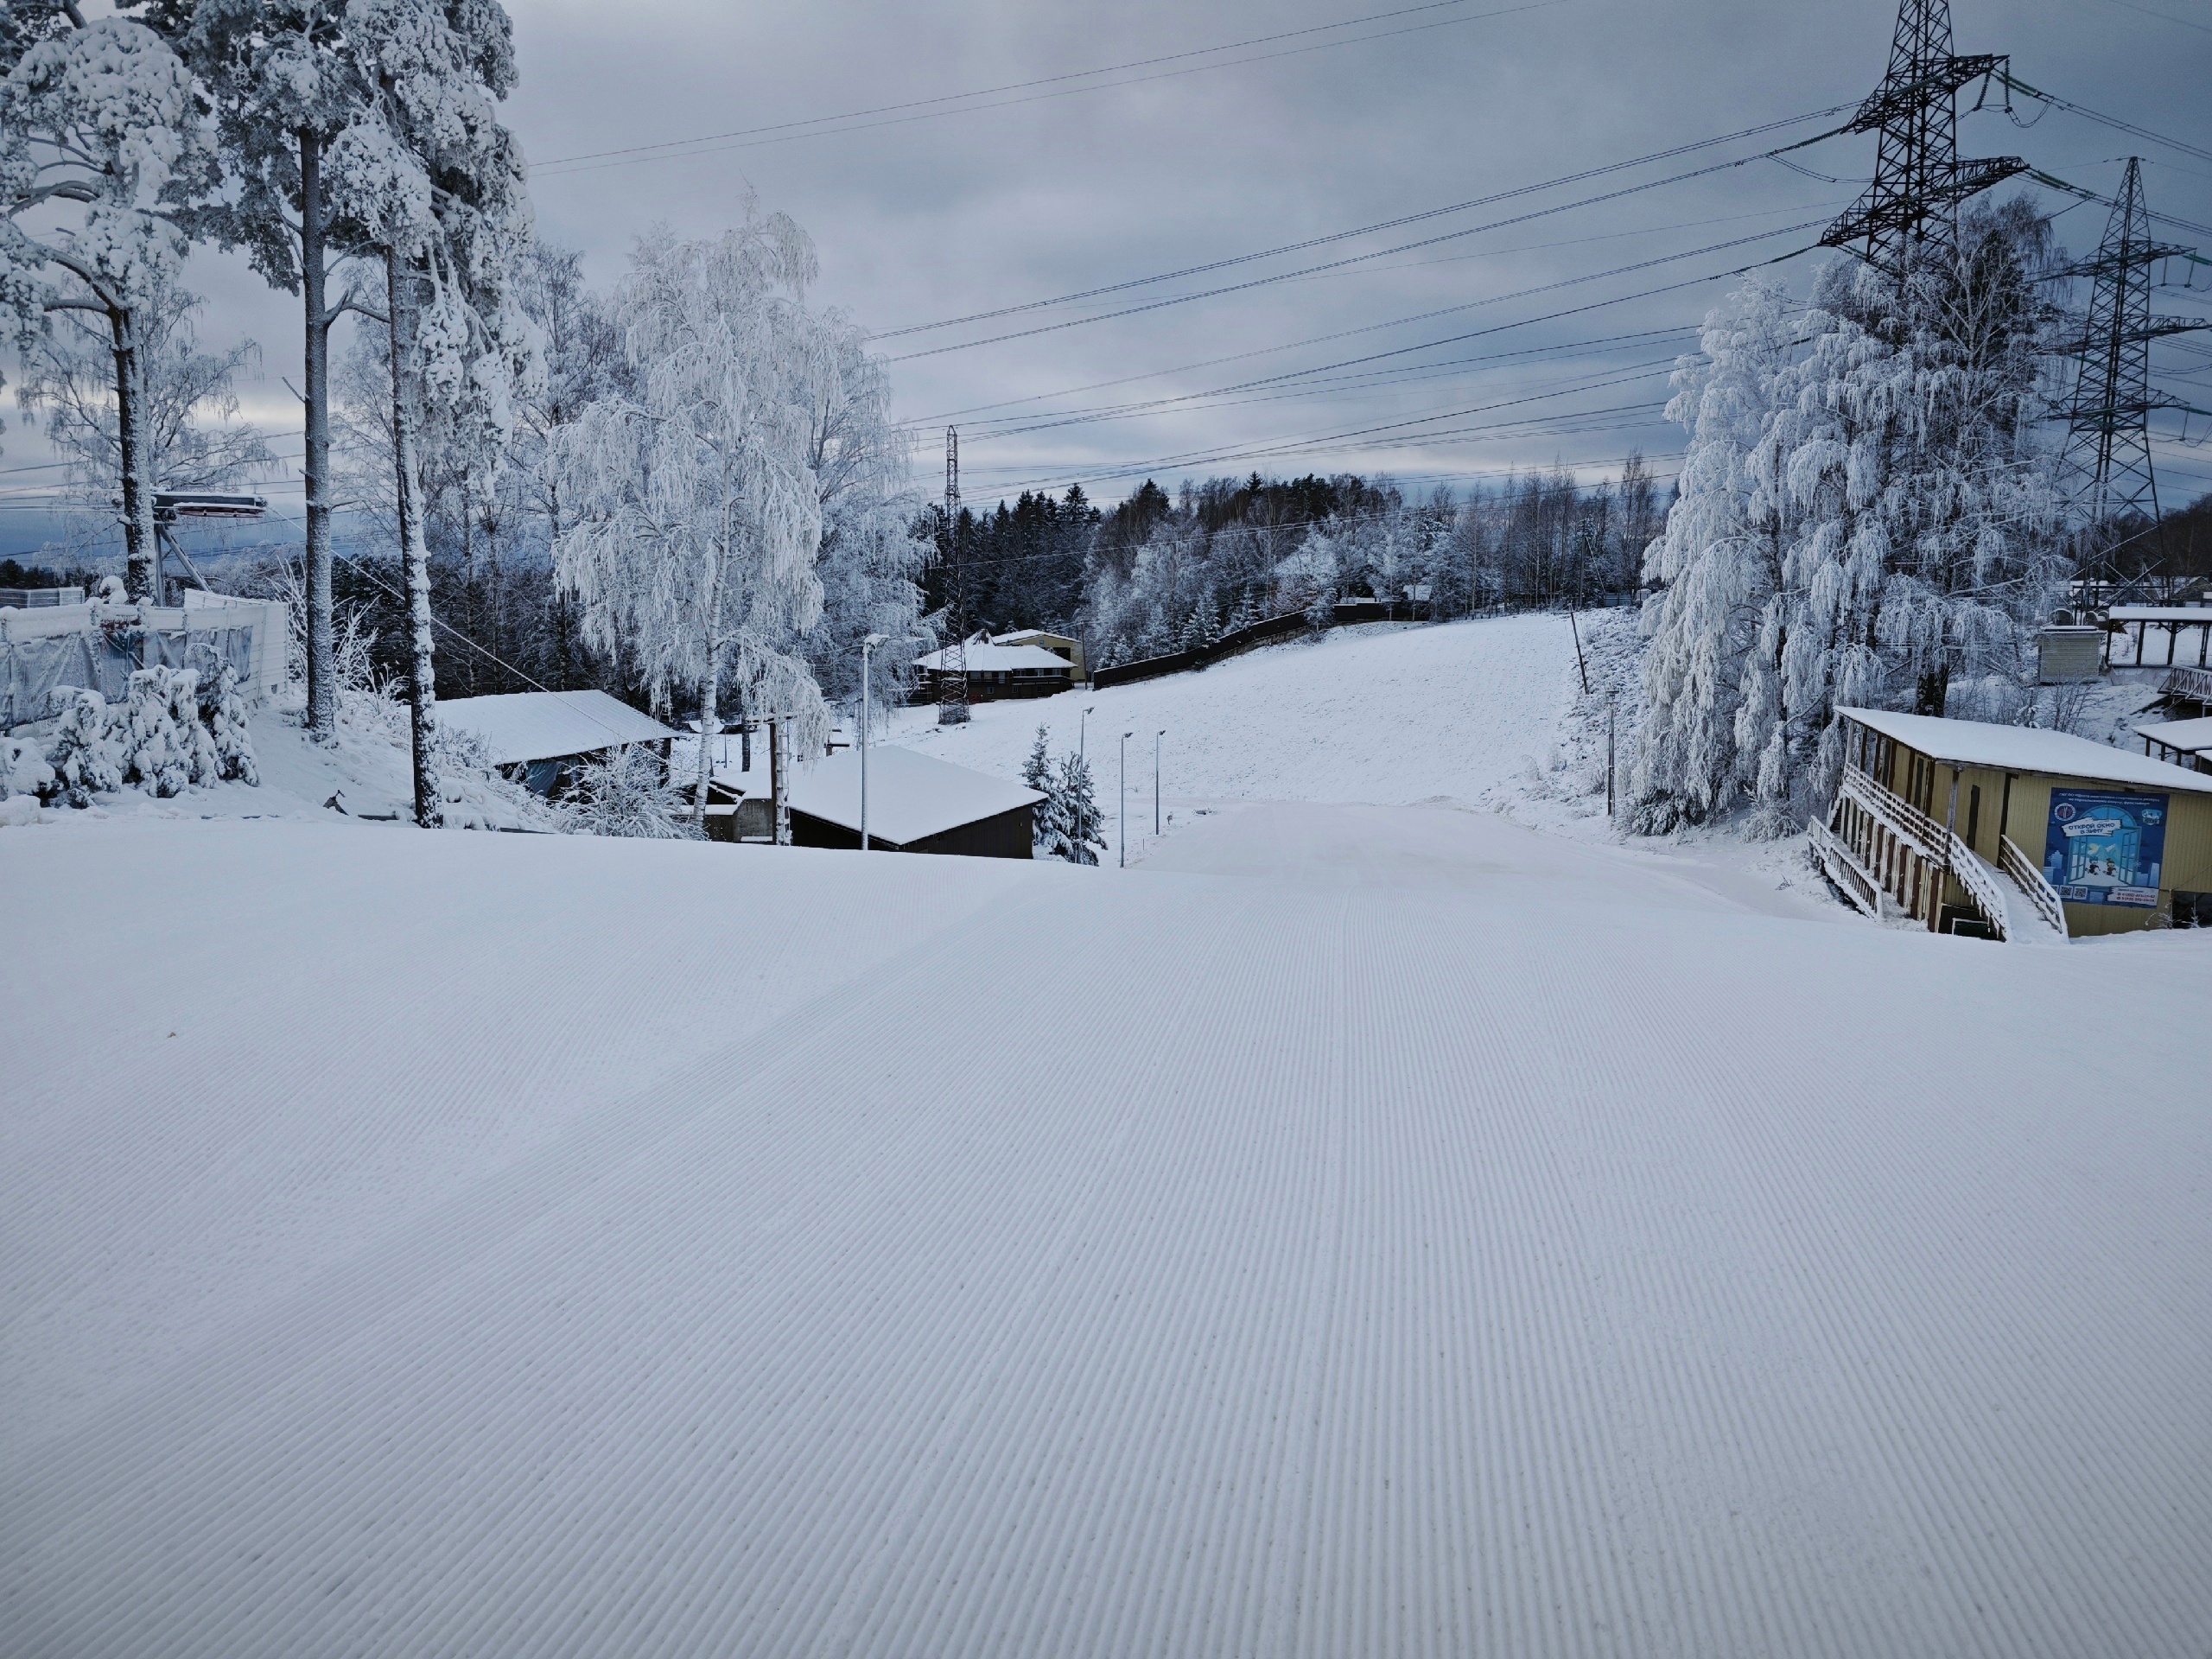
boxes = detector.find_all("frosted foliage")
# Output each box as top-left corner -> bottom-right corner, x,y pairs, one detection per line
120,666 -> 218,798
209,665 -> 260,785
1634,220 -> 2063,836
565,744 -> 702,841
46,687 -> 124,807
0,20 -> 206,321
1045,751 -> 1106,866
551,218 -> 830,808
0,732 -> 55,802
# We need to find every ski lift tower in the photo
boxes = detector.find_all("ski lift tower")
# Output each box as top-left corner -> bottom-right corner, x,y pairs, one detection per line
938,426 -> 970,725
152,491 -> 268,604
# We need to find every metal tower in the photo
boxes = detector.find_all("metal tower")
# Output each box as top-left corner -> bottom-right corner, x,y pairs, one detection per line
937,425 -> 970,726
1819,0 -> 2024,278
2060,158 -> 2209,597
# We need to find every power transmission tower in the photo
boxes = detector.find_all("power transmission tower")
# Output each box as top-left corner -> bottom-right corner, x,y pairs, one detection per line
1819,0 -> 2024,279
937,425 -> 970,726
2059,158 -> 2211,600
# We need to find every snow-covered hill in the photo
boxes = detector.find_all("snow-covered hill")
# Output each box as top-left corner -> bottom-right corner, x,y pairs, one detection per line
4,793 -> 2209,1656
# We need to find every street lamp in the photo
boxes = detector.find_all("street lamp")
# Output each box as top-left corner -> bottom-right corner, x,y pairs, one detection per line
1119,731 -> 1133,868
861,632 -> 887,850
1154,729 -> 1166,836
1079,704 -> 1096,760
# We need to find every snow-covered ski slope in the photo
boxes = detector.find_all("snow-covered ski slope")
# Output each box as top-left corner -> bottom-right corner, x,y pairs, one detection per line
888,612 -> 1585,815
5,809 -> 2210,1658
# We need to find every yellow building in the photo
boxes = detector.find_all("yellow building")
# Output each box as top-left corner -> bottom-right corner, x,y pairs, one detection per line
1815,708 -> 2212,939
991,628 -> 1088,684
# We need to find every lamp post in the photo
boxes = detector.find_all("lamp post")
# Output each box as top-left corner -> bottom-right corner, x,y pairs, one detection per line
1119,731 -> 1133,868
1154,729 -> 1165,836
861,632 -> 887,850
1079,704 -> 1096,760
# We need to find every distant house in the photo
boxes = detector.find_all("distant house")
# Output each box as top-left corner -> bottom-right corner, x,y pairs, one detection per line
785,745 -> 1040,857
991,628 -> 1088,683
912,640 -> 1075,702
438,690 -> 677,796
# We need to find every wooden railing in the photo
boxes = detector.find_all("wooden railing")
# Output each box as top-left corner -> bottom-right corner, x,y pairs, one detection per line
1809,818 -> 1885,918
1946,845 -> 2013,943
2000,836 -> 2069,938
1836,766 -> 2016,940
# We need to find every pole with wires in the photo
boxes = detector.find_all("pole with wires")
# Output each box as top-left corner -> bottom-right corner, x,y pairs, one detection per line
938,427 -> 969,726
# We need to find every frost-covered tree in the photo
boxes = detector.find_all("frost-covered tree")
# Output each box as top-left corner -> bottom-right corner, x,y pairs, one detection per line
1,14 -> 215,598
167,0 -> 378,737
566,743 -> 699,839
551,215 -> 828,815
206,661 -> 257,781
1633,204 -> 2063,836
324,0 -> 533,827
1046,748 -> 1105,865
45,684 -> 123,805
17,277 -> 274,561
801,310 -> 931,716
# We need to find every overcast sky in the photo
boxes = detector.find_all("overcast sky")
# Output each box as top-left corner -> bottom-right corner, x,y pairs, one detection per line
7,0 -> 2209,556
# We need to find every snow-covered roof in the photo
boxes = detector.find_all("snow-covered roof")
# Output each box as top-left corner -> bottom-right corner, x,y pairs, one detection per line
437,690 -> 676,765
2135,716 -> 2212,756
787,744 -> 1042,844
992,628 -> 1077,647
913,643 -> 1076,673
2107,606 -> 2212,623
1836,707 -> 2212,794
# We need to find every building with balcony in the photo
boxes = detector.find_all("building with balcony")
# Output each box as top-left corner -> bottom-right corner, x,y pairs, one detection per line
1815,708 -> 2212,940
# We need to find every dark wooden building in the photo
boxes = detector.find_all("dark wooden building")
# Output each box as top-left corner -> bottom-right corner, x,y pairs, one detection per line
783,745 -> 1040,859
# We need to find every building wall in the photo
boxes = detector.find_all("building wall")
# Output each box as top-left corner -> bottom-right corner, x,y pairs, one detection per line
790,802 -> 1034,859
1874,738 -> 2212,935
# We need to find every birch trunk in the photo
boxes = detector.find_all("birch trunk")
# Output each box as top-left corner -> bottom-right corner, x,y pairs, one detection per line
694,654 -> 719,819
387,248 -> 441,828
110,308 -> 158,602
301,130 -> 337,741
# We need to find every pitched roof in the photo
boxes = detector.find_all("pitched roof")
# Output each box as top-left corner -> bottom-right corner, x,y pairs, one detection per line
2107,606 -> 2212,623
786,745 -> 1041,844
913,642 -> 1075,673
1836,707 -> 2212,795
437,691 -> 676,766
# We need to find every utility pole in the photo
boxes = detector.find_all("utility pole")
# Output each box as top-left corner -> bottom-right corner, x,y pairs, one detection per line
938,426 -> 969,726
1154,729 -> 1165,836
1119,731 -> 1132,868
861,632 -> 885,850
2059,158 -> 2212,602
1818,0 -> 2024,281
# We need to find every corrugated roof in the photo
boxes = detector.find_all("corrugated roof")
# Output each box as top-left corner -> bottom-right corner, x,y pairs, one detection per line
787,745 -> 1041,845
913,643 -> 1076,673
438,691 -> 676,766
1837,707 -> 2212,794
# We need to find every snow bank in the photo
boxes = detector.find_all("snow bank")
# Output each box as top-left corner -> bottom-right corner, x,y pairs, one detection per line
3,817 -> 2208,1657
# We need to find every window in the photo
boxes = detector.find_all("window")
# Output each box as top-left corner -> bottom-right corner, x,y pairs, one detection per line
1965,785 -> 1981,851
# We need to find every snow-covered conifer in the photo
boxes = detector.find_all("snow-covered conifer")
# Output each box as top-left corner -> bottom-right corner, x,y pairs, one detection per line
121,665 -> 190,796
46,686 -> 123,806
207,664 -> 259,784
0,731 -> 55,802
1046,750 -> 1105,865
1,16 -> 217,598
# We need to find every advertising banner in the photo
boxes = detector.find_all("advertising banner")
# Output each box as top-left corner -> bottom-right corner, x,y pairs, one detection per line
2043,789 -> 2168,907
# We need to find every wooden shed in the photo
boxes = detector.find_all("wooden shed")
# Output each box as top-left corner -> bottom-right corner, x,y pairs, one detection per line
1815,707 -> 2212,939
784,745 -> 1040,858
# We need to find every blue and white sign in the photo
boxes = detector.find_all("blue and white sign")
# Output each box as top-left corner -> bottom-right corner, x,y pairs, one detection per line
2043,789 -> 2167,907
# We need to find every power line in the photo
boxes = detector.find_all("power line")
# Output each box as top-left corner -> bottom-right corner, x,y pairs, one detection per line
531,0 -> 1561,178
2000,70 -> 2212,168
876,103 -> 1855,340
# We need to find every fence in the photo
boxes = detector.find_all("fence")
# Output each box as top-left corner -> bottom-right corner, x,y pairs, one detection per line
0,596 -> 287,728
1091,597 -> 1430,690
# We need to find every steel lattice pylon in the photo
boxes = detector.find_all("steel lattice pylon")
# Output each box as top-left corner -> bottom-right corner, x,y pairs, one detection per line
937,425 -> 970,726
2059,158 -> 2209,595
1819,0 -> 2024,278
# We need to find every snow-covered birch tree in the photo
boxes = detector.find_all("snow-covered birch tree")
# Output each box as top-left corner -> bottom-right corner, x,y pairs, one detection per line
550,217 -> 828,815
1,14 -> 215,598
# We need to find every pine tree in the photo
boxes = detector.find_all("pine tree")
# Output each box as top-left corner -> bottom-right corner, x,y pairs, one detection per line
1046,749 -> 1105,865
46,687 -> 122,806
1022,724 -> 1052,792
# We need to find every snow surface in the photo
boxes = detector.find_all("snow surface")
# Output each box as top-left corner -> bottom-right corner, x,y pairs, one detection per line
2135,715 -> 2212,757
6,613 -> 2211,1656
435,690 -> 677,766
1840,706 -> 2212,793
788,743 -> 1041,844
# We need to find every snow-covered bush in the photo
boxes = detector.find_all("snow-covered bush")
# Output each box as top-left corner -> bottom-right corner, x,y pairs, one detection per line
1,732 -> 57,802
45,687 -> 123,806
119,665 -> 212,796
205,664 -> 259,785
565,744 -> 703,840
